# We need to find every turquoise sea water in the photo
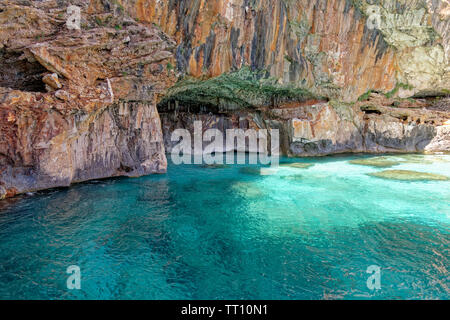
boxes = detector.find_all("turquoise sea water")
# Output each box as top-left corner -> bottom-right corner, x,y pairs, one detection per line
0,154 -> 449,300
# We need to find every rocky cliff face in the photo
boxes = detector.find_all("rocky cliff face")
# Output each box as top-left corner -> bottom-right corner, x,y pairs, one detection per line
0,0 -> 175,198
151,0 -> 449,157
1,0 -> 449,198
124,0 -> 449,101
160,93 -> 449,157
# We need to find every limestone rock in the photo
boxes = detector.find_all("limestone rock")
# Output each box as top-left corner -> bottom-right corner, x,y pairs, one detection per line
159,95 -> 450,157
42,73 -> 61,90
0,186 -> 5,200
1,0 -> 450,198
0,0 -> 176,198
119,0 -> 449,102
54,89 -> 70,101
425,125 -> 450,152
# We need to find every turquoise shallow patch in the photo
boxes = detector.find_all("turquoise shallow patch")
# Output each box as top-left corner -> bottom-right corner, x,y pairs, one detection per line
0,154 -> 449,299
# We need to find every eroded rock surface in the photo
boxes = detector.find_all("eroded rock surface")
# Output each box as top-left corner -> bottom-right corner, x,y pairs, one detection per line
0,0 -> 176,198
160,93 -> 450,157
122,0 -> 450,101
1,0 -> 449,199
152,0 -> 449,157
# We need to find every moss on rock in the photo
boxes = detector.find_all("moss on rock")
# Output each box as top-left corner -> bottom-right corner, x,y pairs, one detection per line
159,67 -> 319,112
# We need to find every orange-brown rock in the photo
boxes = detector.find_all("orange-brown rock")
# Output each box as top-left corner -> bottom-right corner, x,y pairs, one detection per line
0,0 -> 177,198
119,0 -> 449,101
160,93 -> 450,156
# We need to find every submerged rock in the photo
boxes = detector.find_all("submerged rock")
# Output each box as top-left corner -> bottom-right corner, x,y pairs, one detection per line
200,164 -> 230,169
239,167 -> 262,176
396,155 -> 433,164
279,163 -> 314,169
368,170 -> 449,181
231,182 -> 263,198
280,174 -> 304,181
351,154 -> 446,168
349,157 -> 401,168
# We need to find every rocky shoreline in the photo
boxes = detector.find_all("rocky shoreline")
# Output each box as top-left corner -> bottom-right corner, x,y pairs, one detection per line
1,0 -> 449,199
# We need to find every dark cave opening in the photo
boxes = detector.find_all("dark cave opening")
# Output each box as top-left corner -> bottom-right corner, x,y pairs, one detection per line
360,106 -> 382,115
0,50 -> 48,92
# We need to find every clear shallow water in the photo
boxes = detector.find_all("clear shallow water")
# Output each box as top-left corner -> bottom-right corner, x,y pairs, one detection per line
0,154 -> 449,300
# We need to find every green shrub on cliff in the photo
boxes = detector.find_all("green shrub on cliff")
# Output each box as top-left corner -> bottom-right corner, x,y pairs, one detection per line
385,83 -> 414,99
357,90 -> 374,102
159,66 -> 319,111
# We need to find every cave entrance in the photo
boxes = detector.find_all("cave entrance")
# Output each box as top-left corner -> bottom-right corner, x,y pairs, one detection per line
0,50 -> 48,92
